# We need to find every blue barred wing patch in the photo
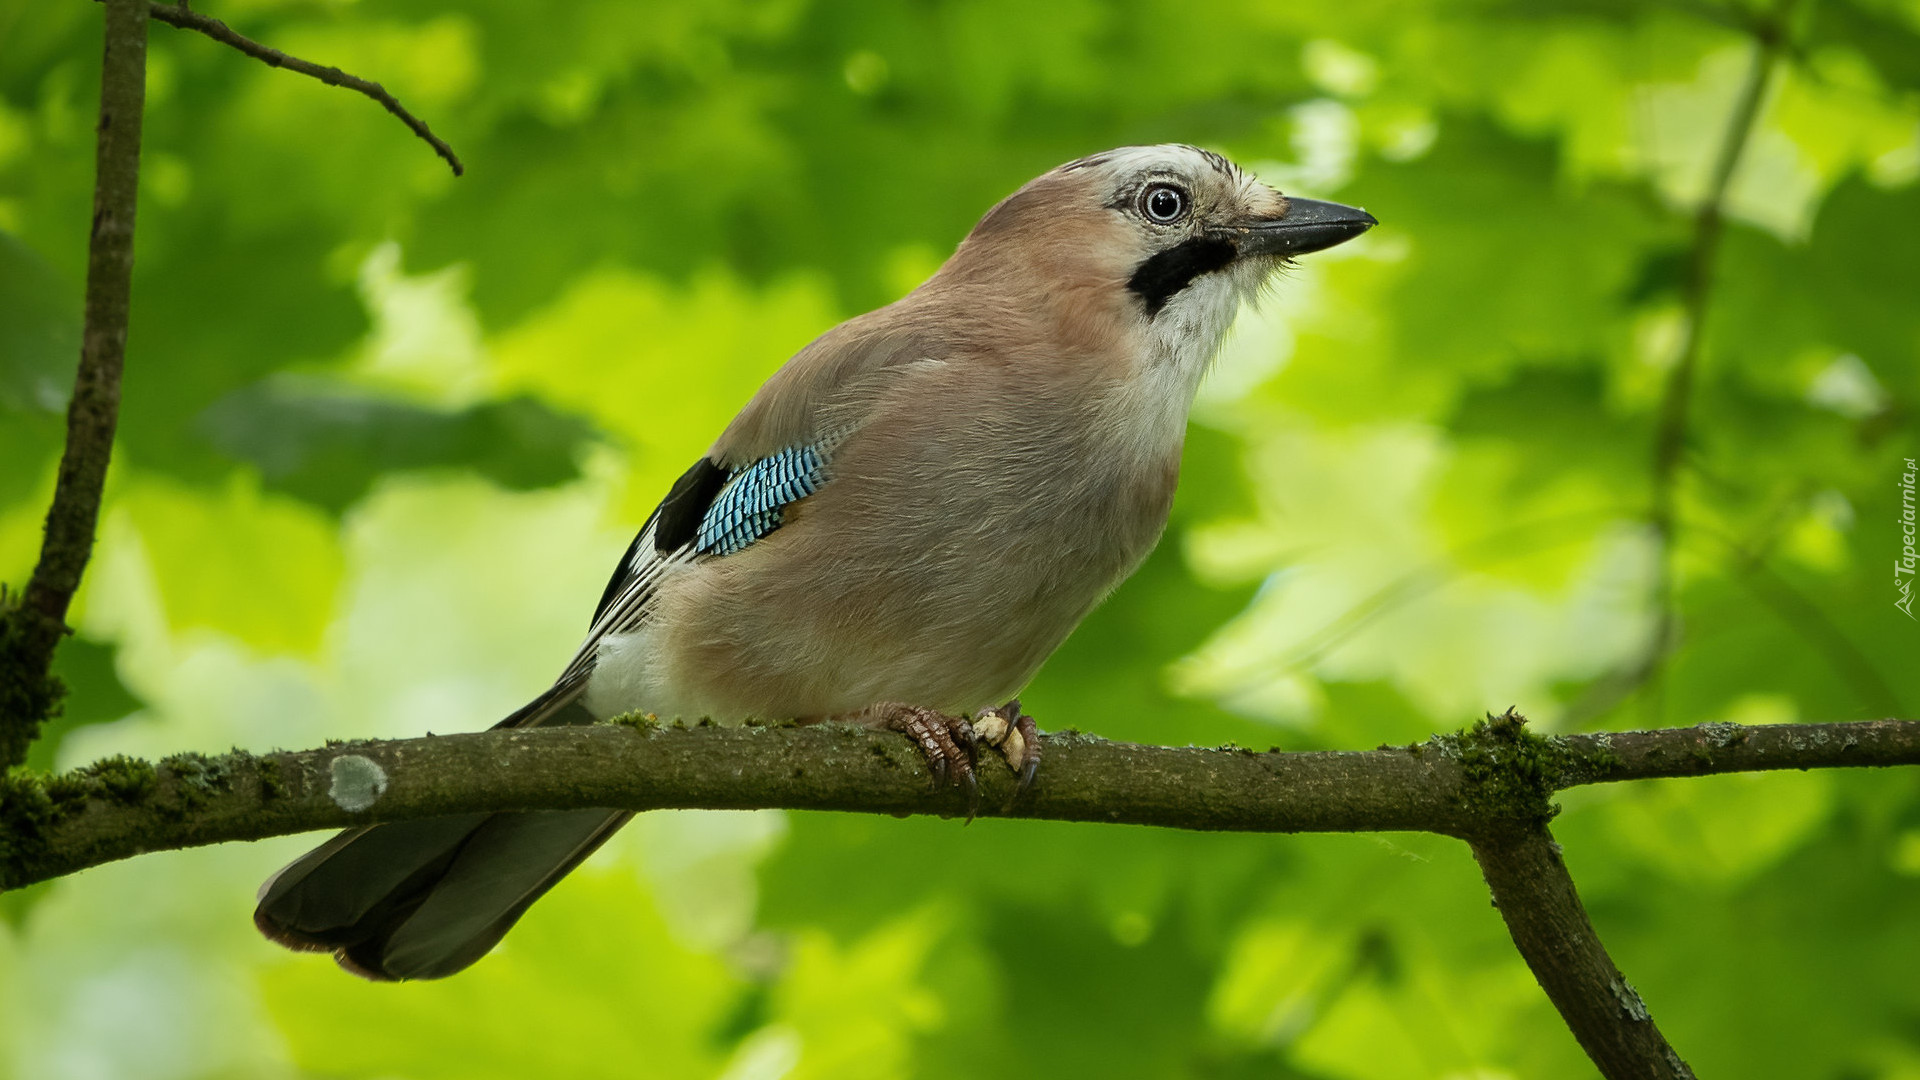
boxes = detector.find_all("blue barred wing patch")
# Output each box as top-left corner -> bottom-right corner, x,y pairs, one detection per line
693,444 -> 829,556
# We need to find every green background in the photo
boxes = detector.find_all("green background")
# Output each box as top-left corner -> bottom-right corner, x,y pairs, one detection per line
3,0 -> 1919,1076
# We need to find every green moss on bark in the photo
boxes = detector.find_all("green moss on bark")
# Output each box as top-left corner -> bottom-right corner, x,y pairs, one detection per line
0,753 -> 171,887
160,752 -> 235,813
0,604 -> 67,771
606,711 -> 661,733
257,755 -> 285,799
1429,709 -> 1624,827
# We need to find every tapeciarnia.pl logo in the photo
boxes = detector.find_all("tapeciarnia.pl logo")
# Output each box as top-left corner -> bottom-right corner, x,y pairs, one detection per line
1900,457 -> 1917,619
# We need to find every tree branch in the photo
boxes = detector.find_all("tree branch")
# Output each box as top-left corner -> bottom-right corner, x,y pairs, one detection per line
144,1 -> 464,176
0,723 -> 1485,890
0,0 -> 149,770
1559,716 -> 1920,781
1472,826 -> 1695,1080
1635,0 -> 1798,723
7,0 -> 466,767
5,713 -> 1916,1071
5,715 -> 1917,891
1649,0 -> 1789,523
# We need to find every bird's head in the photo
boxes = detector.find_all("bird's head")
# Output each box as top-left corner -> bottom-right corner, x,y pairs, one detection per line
944,144 -> 1376,369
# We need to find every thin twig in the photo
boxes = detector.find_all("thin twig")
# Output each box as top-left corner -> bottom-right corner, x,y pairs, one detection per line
1471,826 -> 1695,1080
144,1 -> 464,176
8,0 -> 465,761
0,0 -> 149,770
1650,6 -> 1791,524
1638,0 -> 1799,722
1558,717 -> 1920,783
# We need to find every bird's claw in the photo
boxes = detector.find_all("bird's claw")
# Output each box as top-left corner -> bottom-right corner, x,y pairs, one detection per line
874,699 -> 1039,819
878,704 -> 980,818
974,698 -> 1041,806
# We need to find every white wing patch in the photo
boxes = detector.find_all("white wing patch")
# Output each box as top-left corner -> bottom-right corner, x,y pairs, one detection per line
554,518 -> 694,687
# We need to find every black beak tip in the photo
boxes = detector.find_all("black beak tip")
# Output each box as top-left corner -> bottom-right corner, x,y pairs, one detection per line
1241,196 -> 1378,258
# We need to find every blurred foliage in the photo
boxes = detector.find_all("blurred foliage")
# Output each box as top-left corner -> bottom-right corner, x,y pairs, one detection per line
2,0 -> 1918,1077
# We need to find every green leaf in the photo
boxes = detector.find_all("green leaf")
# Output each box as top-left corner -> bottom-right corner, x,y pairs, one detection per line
199,378 -> 600,514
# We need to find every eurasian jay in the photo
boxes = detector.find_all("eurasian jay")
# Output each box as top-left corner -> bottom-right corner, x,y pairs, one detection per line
255,144 -> 1376,980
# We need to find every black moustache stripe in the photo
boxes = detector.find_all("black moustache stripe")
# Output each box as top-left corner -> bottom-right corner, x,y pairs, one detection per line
1126,236 -> 1237,317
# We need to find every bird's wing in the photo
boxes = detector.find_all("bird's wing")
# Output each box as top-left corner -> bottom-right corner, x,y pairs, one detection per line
552,308 -> 945,688
557,444 -> 833,676
556,297 -> 952,684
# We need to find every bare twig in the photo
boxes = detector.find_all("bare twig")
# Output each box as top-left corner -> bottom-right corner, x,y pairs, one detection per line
0,0 -> 149,770
1472,826 -> 1695,1080
1560,716 -> 1920,783
1649,4 -> 1790,530
8,0 -> 465,766
144,1 -> 464,176
1636,0 -> 1799,722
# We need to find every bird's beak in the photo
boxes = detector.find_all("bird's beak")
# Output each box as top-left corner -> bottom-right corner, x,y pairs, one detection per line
1224,197 -> 1377,259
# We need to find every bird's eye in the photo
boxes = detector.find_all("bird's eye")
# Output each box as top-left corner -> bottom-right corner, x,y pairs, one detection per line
1141,183 -> 1188,224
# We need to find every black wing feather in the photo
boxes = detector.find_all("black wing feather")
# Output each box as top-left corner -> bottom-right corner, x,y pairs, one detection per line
589,457 -> 728,626
654,457 -> 731,553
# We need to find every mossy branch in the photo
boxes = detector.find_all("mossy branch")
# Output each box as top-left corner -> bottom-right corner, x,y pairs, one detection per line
8,0 -> 468,766
0,0 -> 149,770
1613,0 -> 1804,726
8,713 -> 1915,890
4,712 -> 1915,1076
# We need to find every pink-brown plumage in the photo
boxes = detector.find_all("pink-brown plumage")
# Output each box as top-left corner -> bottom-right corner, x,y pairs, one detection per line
255,144 -> 1376,980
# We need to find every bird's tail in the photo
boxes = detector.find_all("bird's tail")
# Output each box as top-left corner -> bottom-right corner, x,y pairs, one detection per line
253,680 -> 631,981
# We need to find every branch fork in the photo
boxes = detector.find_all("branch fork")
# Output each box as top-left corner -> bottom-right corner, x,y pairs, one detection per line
6,709 -> 1920,1080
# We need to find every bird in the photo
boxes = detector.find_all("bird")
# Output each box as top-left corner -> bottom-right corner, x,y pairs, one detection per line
254,144 -> 1376,980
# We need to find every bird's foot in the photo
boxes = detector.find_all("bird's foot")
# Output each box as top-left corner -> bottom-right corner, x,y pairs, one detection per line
874,703 -> 979,815
972,698 -> 1040,803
